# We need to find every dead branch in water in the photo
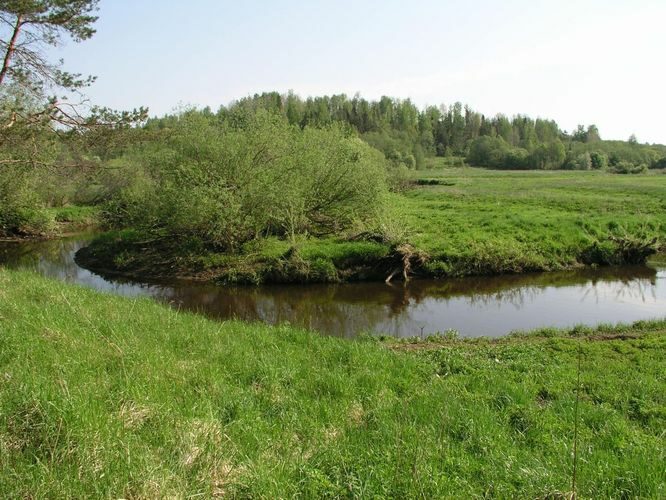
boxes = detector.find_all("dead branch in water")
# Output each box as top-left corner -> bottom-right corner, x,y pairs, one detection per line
385,243 -> 429,283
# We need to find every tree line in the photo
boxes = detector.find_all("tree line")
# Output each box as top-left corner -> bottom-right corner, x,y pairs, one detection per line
1,1 -> 665,240
210,92 -> 666,172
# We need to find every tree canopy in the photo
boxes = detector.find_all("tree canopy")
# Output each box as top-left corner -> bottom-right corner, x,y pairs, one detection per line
0,1 -> 99,123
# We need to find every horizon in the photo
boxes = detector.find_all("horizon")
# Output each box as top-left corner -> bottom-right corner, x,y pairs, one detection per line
48,0 -> 665,144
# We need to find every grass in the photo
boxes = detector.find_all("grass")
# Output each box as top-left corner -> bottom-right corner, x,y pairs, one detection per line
394,168 -> 666,275
1,268 -> 664,497
80,168 -> 666,283
47,205 -> 99,229
421,156 -> 467,169
1,205 -> 99,241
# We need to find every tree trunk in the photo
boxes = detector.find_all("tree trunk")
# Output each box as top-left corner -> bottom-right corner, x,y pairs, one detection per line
0,15 -> 23,86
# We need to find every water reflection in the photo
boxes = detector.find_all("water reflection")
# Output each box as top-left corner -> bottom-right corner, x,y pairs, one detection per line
1,235 -> 664,338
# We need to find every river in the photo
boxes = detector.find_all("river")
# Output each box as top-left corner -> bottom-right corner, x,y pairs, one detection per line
1,234 -> 664,338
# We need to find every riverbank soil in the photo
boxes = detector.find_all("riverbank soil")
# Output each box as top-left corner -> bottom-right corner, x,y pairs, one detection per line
1,269 -> 664,497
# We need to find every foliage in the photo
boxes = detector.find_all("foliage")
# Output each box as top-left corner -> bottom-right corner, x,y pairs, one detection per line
0,0 -> 99,93
609,161 -> 648,175
0,114 -> 59,234
467,136 -> 511,168
466,135 -> 566,170
0,115 -> 141,236
0,0 -> 147,237
105,111 -> 387,251
0,163 -> 53,235
571,140 -> 662,169
653,156 -> 666,169
589,151 -> 608,169
216,92 -> 666,173
564,151 -> 592,171
0,0 -> 146,129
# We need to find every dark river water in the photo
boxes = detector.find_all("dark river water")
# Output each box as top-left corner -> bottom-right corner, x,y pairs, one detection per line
1,234 -> 664,338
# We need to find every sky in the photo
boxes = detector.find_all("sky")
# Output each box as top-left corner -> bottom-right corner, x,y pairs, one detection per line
49,0 -> 665,143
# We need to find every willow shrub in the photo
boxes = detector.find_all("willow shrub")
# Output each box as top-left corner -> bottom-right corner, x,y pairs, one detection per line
104,111 -> 388,251
0,166 -> 41,235
0,134 -> 58,237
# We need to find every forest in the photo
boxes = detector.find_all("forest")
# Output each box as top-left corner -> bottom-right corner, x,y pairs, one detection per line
221,91 -> 666,172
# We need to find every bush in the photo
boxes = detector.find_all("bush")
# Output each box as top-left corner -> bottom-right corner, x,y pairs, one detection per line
105,111 -> 388,251
0,166 -> 55,236
466,136 -> 509,168
609,161 -> 647,174
589,151 -> 608,169
564,152 -> 592,170
528,140 -> 566,169
503,148 -> 529,169
362,130 -> 422,169
467,136 -> 548,170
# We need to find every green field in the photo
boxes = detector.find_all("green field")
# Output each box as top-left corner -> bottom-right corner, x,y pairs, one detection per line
80,169 -> 666,283
1,269 -> 664,497
397,168 -> 666,275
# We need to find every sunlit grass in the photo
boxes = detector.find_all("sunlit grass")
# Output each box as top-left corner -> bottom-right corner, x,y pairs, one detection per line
1,269 -> 664,497
390,168 -> 666,275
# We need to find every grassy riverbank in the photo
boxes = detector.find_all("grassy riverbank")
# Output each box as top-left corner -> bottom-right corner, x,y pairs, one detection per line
397,168 -> 665,274
0,206 -> 99,242
79,169 -> 666,283
1,269 -> 664,497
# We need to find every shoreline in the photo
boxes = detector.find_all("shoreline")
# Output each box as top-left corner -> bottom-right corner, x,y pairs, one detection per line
0,228 -> 98,244
74,230 -> 662,286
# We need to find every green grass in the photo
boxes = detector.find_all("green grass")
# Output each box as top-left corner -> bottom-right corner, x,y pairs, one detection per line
47,205 -> 99,228
1,269 -> 664,497
82,169 -> 666,283
421,156 -> 467,169
393,168 -> 666,275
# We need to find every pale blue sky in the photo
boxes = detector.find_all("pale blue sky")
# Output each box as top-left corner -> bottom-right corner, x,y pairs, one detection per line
50,0 -> 665,143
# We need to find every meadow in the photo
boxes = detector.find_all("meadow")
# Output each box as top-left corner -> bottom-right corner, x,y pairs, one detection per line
396,167 -> 666,275
79,168 -> 666,284
1,5 -> 665,498
1,269 -> 664,497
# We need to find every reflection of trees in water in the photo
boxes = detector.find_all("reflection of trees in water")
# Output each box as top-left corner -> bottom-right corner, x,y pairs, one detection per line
580,276 -> 657,304
1,238 -> 89,276
1,237 -> 163,297
465,286 -> 541,309
0,241 -> 42,267
155,285 -> 409,338
393,267 -> 658,312
154,266 -> 660,338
